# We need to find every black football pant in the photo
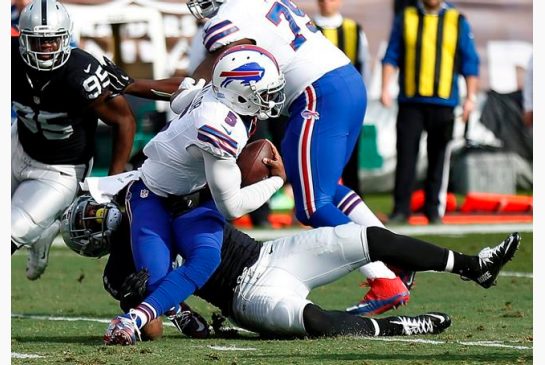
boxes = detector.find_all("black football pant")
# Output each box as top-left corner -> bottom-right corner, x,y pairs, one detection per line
393,103 -> 454,219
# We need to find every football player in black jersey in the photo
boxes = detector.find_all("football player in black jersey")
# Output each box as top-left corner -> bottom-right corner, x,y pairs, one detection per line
61,195 -> 520,343
11,0 -> 136,281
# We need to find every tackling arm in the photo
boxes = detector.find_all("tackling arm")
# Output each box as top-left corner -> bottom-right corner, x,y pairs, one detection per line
102,56 -> 183,100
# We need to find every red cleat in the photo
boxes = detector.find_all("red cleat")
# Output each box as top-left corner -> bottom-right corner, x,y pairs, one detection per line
346,277 -> 410,316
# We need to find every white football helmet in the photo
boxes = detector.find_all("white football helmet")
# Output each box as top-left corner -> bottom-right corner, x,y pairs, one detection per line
187,0 -> 226,20
212,45 -> 286,120
60,195 -> 122,258
18,0 -> 73,71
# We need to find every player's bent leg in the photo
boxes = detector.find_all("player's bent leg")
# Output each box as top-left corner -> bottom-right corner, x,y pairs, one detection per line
26,220 -> 60,280
303,304 -> 451,337
264,224 -> 370,289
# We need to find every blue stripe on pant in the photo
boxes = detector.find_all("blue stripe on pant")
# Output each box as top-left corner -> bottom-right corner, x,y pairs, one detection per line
126,180 -> 224,317
281,63 -> 367,227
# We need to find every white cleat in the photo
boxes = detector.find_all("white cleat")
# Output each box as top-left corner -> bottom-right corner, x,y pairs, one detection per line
26,221 -> 60,280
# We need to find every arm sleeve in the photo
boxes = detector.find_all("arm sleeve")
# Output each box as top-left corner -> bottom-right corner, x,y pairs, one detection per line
458,17 -> 480,77
381,14 -> 403,67
201,148 -> 283,220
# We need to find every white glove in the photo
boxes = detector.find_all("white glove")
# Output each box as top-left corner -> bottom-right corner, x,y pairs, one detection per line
170,77 -> 206,114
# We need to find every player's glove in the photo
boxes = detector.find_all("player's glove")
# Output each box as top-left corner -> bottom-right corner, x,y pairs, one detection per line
170,77 -> 206,114
168,302 -> 211,339
102,56 -> 134,96
118,268 -> 149,311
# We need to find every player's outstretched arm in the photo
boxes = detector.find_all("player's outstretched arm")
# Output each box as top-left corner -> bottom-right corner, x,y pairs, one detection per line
103,56 -> 183,100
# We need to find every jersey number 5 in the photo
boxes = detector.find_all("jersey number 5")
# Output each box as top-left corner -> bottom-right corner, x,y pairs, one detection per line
265,0 -> 318,51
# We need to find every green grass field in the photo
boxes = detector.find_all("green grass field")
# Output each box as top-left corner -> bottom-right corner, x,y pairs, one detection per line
11,230 -> 532,364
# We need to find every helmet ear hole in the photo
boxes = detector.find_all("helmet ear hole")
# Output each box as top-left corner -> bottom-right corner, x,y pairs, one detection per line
211,45 -> 286,118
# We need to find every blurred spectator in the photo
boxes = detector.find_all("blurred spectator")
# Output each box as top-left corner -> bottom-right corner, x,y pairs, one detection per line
313,0 -> 370,197
393,0 -> 417,16
522,53 -> 533,128
11,0 -> 32,28
381,0 -> 479,224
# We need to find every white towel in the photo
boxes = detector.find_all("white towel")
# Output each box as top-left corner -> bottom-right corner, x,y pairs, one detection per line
80,170 -> 142,204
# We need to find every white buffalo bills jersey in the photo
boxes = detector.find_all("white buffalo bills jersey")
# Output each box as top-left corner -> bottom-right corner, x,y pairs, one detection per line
140,84 -> 249,197
203,0 -> 350,107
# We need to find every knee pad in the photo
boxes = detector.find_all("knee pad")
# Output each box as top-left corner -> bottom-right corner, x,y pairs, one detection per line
11,206 -> 42,246
332,223 -> 370,263
266,296 -> 308,337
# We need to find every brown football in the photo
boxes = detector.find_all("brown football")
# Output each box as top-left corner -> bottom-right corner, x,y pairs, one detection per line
237,139 -> 274,187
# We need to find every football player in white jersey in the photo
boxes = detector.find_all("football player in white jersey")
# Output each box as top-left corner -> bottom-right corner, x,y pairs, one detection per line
102,45 -> 288,345
11,0 -> 136,280
182,0 -> 411,316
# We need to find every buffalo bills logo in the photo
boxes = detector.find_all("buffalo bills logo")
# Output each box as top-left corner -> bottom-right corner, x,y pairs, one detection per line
220,62 -> 265,87
301,109 -> 320,120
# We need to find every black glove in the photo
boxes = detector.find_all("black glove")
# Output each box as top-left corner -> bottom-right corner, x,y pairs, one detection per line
118,268 -> 149,312
169,302 -> 211,339
102,56 -> 134,96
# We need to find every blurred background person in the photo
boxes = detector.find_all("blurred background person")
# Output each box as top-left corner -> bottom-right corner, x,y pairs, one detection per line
381,0 -> 479,224
394,0 -> 418,16
313,0 -> 371,198
11,0 -> 32,29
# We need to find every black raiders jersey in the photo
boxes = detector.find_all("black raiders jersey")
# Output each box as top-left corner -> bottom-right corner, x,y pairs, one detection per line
11,38 -> 110,165
195,224 -> 262,317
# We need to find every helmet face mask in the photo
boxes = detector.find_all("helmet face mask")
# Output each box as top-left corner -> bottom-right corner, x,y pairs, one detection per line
212,45 -> 286,120
187,0 -> 225,20
61,195 -> 122,258
18,0 -> 73,71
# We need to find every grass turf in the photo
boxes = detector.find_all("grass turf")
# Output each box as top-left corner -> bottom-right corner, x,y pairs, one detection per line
11,231 -> 532,364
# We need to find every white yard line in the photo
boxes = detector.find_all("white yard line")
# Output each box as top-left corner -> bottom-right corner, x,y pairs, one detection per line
11,353 -> 45,359
12,314 -> 532,351
365,337 -> 532,350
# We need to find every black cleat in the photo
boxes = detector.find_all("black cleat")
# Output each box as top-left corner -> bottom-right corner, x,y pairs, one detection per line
390,312 -> 451,335
471,232 -> 521,288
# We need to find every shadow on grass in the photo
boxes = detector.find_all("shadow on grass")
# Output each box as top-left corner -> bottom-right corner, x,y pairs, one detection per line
244,351 -> 532,363
12,335 -> 104,346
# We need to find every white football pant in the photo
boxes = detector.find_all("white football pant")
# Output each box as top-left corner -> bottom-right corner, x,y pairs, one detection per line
231,223 -> 371,336
11,126 -> 90,247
